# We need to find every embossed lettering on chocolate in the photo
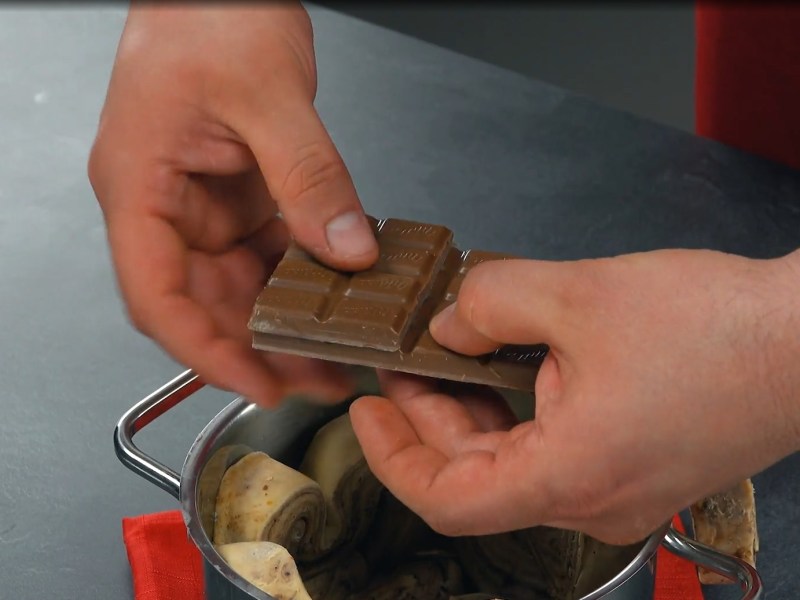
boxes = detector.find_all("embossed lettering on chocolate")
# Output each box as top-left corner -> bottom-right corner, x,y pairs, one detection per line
249,217 -> 547,391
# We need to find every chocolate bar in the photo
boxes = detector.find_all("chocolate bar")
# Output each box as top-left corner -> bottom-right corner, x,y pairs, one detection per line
249,218 -> 546,391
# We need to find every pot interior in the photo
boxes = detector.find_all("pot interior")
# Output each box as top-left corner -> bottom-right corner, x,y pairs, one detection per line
180,389 -> 661,600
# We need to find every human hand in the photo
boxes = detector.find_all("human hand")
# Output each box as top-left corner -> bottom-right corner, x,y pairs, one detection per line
88,3 -> 378,406
350,249 -> 800,544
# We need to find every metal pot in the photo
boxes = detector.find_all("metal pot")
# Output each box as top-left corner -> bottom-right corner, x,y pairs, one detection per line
115,371 -> 763,600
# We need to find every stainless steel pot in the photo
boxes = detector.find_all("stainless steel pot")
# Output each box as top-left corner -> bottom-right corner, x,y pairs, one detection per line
115,371 -> 763,600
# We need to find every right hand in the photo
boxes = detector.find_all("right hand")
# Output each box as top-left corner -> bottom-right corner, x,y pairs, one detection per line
351,250 -> 800,544
88,3 -> 378,406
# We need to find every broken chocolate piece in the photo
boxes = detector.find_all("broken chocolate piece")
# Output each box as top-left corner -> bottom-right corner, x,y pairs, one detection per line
249,217 -> 546,391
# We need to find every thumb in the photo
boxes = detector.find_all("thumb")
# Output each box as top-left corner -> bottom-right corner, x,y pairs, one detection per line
430,258 -> 578,355
239,89 -> 378,271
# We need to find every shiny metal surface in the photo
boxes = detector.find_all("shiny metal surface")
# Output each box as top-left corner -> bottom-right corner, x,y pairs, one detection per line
114,370 -> 205,499
580,531 -> 661,600
115,371 -> 764,600
115,370 -> 348,600
662,528 -> 763,599
5,6 -> 799,599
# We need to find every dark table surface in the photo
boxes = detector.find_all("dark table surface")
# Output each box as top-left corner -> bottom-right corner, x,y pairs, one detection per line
1,5 -> 797,600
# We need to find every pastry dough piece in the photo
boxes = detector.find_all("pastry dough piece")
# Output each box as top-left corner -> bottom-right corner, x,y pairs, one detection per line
216,542 -> 312,600
690,478 -> 758,584
455,526 -> 584,599
352,554 -> 464,600
360,492 -> 440,571
301,551 -> 369,600
299,413 -> 384,553
213,451 -> 325,561
199,444 -> 253,540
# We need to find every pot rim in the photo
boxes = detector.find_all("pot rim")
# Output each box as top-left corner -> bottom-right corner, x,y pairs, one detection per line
178,396 -> 670,600
116,371 -> 761,600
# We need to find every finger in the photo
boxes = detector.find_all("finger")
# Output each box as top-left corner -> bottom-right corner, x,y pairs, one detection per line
378,370 -> 518,433
442,383 -> 520,433
264,353 -> 354,403
157,168 -> 277,253
235,89 -> 378,271
387,389 -> 487,459
430,259 -> 580,354
183,219 -> 291,349
107,211 -> 285,407
375,369 -> 436,401
185,245 -> 267,320
350,396 -> 545,535
242,217 -> 291,269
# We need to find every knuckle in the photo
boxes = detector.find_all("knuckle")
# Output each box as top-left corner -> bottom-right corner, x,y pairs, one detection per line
87,140 -> 105,193
280,142 -> 348,204
87,136 -> 116,224
124,302 -> 151,337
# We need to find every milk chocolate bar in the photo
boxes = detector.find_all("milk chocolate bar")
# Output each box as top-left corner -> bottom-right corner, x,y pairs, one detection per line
249,218 -> 546,391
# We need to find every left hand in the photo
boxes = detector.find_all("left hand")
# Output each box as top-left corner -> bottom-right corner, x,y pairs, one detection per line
88,3 -> 375,406
349,249 -> 800,544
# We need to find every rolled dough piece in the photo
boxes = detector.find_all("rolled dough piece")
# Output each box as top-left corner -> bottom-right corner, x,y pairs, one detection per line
213,451 -> 325,561
689,478 -> 759,584
455,526 -> 584,599
216,541 -> 312,600
352,553 -> 464,600
298,413 -> 383,553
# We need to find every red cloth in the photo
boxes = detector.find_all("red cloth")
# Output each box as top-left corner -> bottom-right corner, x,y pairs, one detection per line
655,516 -> 705,599
122,511 -> 204,600
696,2 -> 800,171
122,510 -> 703,599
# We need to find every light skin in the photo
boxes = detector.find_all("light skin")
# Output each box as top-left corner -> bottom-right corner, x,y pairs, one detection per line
90,3 -> 800,545
351,250 -> 800,544
89,3 -> 378,407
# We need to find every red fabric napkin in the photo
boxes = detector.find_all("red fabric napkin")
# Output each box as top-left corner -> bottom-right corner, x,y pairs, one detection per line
122,511 -> 703,599
655,516 -> 705,600
123,511 -> 204,600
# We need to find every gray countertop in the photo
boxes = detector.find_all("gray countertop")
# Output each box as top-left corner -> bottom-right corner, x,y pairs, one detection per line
1,5 -> 797,600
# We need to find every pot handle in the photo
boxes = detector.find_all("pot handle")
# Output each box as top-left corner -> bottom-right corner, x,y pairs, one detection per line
114,370 -> 205,499
662,527 -> 763,599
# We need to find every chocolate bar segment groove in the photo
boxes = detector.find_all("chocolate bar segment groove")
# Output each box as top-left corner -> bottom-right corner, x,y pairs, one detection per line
249,218 -> 546,391
250,218 -> 453,352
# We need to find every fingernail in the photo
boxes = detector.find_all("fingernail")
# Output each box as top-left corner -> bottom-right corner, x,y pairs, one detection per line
430,303 -> 456,333
325,211 -> 377,259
